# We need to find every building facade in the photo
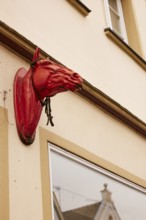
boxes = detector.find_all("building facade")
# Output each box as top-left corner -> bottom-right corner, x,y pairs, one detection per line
0,0 -> 146,220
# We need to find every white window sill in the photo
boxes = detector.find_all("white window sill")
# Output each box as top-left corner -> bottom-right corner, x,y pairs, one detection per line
67,0 -> 91,16
104,28 -> 146,71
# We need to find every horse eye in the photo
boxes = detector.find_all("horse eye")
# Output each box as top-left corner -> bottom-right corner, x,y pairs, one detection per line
73,73 -> 79,78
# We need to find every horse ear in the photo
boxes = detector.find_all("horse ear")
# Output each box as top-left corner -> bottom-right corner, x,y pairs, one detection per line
32,47 -> 40,62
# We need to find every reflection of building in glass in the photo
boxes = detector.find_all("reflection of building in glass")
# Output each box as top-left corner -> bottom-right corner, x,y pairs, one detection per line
53,184 -> 122,220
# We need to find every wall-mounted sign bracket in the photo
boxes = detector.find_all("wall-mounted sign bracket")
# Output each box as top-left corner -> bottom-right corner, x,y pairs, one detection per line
14,48 -> 83,145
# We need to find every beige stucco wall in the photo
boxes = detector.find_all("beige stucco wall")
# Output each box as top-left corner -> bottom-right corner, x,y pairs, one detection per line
0,44 -> 146,220
0,0 -> 146,121
132,0 -> 146,58
0,0 -> 146,219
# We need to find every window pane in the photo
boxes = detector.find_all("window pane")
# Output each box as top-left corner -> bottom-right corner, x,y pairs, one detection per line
49,145 -> 146,220
109,8 -> 121,35
108,0 -> 118,12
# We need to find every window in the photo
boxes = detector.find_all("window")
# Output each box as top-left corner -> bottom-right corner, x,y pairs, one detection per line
104,0 -> 128,43
104,0 -> 145,68
48,144 -> 146,220
39,128 -> 146,219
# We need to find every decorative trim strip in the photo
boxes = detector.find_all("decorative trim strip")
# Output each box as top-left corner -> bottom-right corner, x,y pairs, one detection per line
0,106 -> 9,220
0,21 -> 146,138
79,81 -> 146,137
67,0 -> 91,16
104,28 -> 146,70
0,21 -> 59,63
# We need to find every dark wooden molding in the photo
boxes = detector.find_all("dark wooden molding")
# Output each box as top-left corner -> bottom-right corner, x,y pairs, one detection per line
0,21 -> 146,138
66,0 -> 91,16
0,21 -> 60,64
104,28 -> 146,71
79,81 -> 146,137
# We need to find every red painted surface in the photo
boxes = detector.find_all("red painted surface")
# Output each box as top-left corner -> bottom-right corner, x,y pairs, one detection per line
14,48 -> 83,145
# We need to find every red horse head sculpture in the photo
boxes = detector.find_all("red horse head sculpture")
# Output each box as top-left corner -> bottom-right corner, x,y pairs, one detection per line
14,48 -> 83,145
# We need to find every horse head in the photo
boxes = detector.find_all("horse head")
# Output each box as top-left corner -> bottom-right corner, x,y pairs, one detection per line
31,58 -> 82,99
14,48 -> 83,145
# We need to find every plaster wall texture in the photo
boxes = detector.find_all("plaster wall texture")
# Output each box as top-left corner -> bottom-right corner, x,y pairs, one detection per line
132,0 -> 146,58
0,1 -> 146,219
0,0 -> 146,121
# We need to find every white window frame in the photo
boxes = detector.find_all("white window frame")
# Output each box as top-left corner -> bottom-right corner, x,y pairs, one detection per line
104,0 -> 128,43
